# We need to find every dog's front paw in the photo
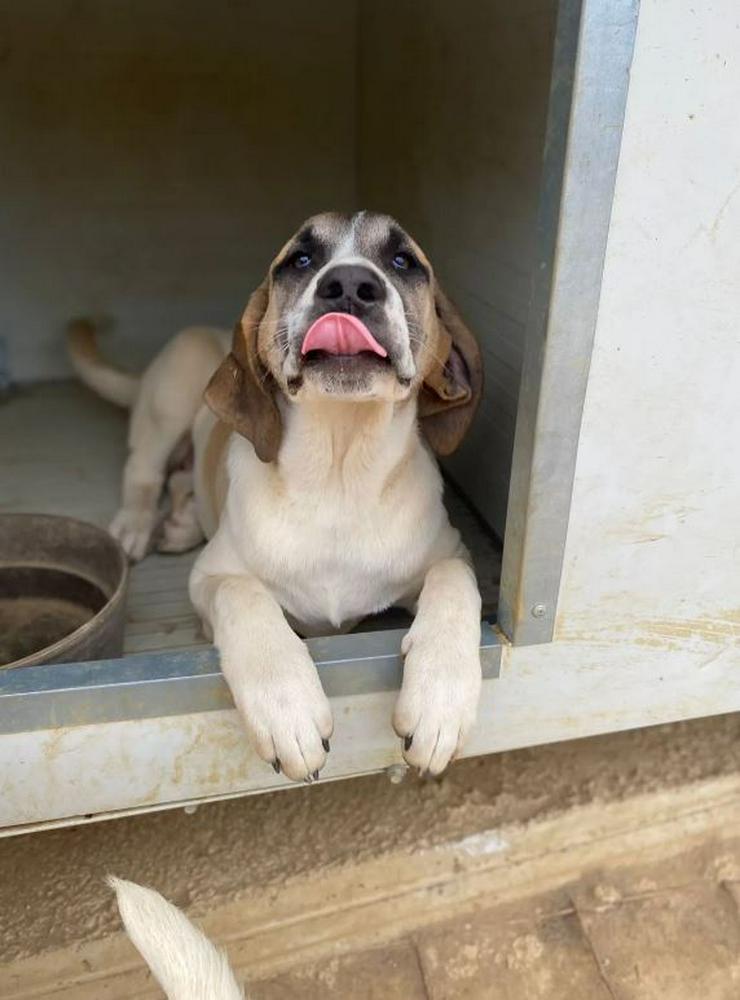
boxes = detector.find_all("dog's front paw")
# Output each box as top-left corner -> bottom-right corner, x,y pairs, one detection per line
110,507 -> 157,561
224,638 -> 333,783
393,626 -> 482,776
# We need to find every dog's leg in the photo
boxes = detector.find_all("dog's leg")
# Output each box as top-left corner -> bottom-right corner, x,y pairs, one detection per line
110,327 -> 227,561
110,425 -> 184,561
111,366 -> 201,559
158,470 -> 205,553
190,567 -> 333,782
393,556 -> 482,775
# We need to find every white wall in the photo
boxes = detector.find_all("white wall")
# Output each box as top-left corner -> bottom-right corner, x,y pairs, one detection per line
1,1 -> 357,380
556,0 -> 740,647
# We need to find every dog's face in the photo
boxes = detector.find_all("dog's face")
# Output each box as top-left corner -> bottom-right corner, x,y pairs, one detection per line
206,211 -> 482,461
263,212 -> 437,402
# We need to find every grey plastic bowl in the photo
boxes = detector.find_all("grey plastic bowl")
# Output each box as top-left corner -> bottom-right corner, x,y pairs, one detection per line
0,513 -> 128,669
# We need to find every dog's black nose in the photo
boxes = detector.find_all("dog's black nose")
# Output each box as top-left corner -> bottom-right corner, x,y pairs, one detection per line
316,265 -> 386,311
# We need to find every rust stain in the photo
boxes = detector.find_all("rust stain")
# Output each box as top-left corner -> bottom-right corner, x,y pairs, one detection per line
556,609 -> 740,651
42,728 -> 69,763
162,717 -> 251,793
639,614 -> 740,645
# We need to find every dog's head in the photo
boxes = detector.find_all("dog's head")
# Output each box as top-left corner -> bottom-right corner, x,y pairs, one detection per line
205,211 -> 482,462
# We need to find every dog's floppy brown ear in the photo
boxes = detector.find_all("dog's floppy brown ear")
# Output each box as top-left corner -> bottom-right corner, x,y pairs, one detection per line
419,286 -> 483,456
204,283 -> 282,464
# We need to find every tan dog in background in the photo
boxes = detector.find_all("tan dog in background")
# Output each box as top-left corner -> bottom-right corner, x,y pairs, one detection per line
69,212 -> 484,782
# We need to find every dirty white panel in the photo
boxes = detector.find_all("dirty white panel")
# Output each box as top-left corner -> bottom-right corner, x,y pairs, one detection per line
1,0 -> 358,381
4,632 -> 739,832
555,0 -> 740,647
357,0 -> 557,535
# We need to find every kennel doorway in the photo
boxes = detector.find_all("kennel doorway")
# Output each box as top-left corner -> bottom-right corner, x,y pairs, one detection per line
7,0 -> 735,835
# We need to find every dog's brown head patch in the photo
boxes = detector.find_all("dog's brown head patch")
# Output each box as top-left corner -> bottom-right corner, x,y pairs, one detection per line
417,285 -> 483,456
204,283 -> 282,463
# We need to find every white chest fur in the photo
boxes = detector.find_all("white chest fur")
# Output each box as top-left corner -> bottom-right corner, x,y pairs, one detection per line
212,400 -> 461,633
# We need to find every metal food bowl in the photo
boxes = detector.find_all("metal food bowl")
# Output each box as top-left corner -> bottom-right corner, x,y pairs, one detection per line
0,513 -> 128,669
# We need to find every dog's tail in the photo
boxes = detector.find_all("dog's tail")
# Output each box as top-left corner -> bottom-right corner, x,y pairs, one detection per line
66,320 -> 140,408
109,876 -> 244,1000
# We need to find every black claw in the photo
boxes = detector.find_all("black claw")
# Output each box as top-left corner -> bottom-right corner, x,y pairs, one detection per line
271,759 -> 281,774
404,735 -> 413,751
312,769 -> 320,781
322,738 -> 331,753
303,775 -> 313,784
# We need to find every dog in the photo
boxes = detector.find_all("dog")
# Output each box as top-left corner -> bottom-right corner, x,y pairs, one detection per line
110,876 -> 244,998
69,212 -> 484,782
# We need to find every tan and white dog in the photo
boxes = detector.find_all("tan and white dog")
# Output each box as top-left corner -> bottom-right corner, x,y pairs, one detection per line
69,212 -> 484,782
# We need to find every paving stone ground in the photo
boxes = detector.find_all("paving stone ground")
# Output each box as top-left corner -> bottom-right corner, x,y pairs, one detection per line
252,941 -> 428,1000
251,839 -> 740,999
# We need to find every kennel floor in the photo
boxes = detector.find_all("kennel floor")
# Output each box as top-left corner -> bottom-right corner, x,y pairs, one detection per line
0,382 -> 501,657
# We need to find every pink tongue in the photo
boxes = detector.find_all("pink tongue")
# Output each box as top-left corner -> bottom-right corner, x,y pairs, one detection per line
301,312 -> 388,358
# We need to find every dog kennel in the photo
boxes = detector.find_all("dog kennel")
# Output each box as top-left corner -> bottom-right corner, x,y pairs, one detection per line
2,0 -> 739,833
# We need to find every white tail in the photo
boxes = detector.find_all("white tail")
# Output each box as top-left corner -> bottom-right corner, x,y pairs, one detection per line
109,876 -> 244,1000
67,320 -> 140,408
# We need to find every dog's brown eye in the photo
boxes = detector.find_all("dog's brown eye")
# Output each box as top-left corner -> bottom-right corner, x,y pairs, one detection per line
392,252 -> 412,271
293,252 -> 312,269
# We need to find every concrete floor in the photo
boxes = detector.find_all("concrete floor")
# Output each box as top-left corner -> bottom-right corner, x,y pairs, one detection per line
252,841 -> 740,999
2,712 -> 740,998
2,713 -> 739,964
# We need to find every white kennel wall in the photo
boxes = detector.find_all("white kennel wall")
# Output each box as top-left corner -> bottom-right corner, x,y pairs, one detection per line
358,0 -> 557,536
552,0 -> 740,648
